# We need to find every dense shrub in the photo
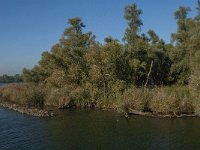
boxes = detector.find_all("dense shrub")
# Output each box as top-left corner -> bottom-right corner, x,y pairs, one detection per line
45,85 -> 72,107
189,51 -> 200,115
149,87 -> 194,115
25,85 -> 46,108
117,86 -> 194,115
0,84 -> 46,108
120,87 -> 151,112
0,84 -> 28,104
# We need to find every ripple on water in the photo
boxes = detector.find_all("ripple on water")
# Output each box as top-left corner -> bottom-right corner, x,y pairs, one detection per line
1,109 -> 200,150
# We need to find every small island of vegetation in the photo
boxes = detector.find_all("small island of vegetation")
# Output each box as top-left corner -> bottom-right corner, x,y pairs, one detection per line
1,2 -> 200,117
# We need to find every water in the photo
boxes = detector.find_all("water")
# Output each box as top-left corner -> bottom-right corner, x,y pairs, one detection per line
0,83 -> 17,88
1,108 -> 200,150
0,83 -> 6,88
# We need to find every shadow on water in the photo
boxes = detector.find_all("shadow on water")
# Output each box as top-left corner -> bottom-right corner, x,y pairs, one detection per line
1,108 -> 200,150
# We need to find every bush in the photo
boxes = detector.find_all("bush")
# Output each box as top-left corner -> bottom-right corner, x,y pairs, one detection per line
0,83 -> 46,108
121,87 -> 151,112
117,86 -> 194,115
46,84 -> 91,108
46,86 -> 72,108
149,86 -> 193,115
69,86 -> 91,108
45,69 -> 68,88
0,84 -> 27,104
189,51 -> 200,115
25,85 -> 46,108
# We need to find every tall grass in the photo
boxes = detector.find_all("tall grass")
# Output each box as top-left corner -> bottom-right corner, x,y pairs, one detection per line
0,83 -> 198,115
0,83 -> 46,108
117,86 -> 194,115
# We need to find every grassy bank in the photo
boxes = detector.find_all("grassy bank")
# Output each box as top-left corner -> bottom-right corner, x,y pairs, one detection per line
0,83 -> 199,117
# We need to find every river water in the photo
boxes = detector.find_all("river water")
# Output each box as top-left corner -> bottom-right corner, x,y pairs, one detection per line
1,108 -> 200,150
0,83 -> 6,87
0,83 -> 17,88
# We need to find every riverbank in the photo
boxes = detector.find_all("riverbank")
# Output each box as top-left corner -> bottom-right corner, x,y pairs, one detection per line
0,83 -> 199,118
0,100 -> 54,117
0,99 -> 198,118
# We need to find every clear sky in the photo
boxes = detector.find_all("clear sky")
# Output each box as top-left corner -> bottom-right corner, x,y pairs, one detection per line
0,0 -> 198,75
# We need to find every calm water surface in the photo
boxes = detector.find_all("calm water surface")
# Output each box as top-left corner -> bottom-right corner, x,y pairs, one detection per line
0,83 -> 6,87
0,83 -> 18,88
1,108 -> 200,150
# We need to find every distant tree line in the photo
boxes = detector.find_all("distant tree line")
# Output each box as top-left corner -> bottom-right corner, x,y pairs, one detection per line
0,74 -> 23,83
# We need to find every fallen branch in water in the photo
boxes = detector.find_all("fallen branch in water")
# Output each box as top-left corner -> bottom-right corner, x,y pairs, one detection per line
128,108 -> 154,117
128,108 -> 198,118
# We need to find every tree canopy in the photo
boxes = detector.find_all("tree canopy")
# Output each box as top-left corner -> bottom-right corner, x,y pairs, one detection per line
22,1 -> 200,106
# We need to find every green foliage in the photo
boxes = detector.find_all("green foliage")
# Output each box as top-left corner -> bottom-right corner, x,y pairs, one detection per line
9,1 -> 199,116
124,4 -> 143,45
0,84 -> 27,104
189,50 -> 200,115
121,87 -> 150,112
45,69 -> 68,88
195,0 -> 200,21
169,4 -> 200,85
172,6 -> 191,44
25,85 -> 46,108
22,3 -> 174,90
46,85 -> 74,108
0,84 -> 46,108
149,86 -> 194,115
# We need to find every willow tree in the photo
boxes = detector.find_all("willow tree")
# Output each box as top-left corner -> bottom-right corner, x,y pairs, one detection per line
59,18 -> 96,85
195,0 -> 200,21
84,38 -> 125,102
189,1 -> 200,111
169,6 -> 192,85
147,30 -> 171,85
123,4 -> 150,86
23,17 -> 96,87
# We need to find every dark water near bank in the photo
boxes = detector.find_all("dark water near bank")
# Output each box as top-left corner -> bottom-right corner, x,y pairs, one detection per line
1,109 -> 200,150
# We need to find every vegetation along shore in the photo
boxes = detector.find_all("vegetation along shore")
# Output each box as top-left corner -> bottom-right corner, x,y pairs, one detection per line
1,2 -> 200,118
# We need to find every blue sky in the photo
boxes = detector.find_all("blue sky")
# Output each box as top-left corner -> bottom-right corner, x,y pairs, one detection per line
0,0 -> 198,75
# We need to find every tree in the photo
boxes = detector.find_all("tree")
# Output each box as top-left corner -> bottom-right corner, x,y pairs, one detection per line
123,4 -> 151,86
172,6 -> 191,44
169,6 -> 192,85
123,4 -> 143,46
195,0 -> 200,21
147,30 -> 171,85
147,30 -> 159,45
23,17 -> 96,86
60,17 -> 95,85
